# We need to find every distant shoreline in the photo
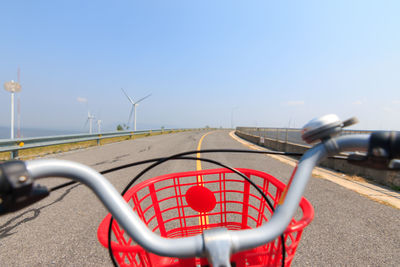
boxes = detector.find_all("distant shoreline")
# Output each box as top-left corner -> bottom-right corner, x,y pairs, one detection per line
0,126 -> 81,139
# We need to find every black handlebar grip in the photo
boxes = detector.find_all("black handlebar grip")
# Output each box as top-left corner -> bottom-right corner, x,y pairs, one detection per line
390,132 -> 400,158
0,161 -> 49,215
369,131 -> 400,159
0,161 -> 28,194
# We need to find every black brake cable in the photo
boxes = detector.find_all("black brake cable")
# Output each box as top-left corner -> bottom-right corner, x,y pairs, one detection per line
46,148 -> 344,265
49,149 -> 348,193
106,153 -> 287,267
48,150 -> 302,192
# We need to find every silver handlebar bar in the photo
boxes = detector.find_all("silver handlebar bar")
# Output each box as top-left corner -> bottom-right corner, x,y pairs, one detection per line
26,159 -> 204,258
25,134 -> 370,265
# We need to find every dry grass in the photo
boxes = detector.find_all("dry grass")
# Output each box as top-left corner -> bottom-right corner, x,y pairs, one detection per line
1,130 -> 182,161
312,173 -> 324,179
100,135 -> 132,145
0,152 -> 10,161
313,171 -> 367,183
17,140 -> 98,160
346,175 -> 368,183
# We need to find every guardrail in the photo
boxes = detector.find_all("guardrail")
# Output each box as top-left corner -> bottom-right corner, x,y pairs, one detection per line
0,128 -> 193,160
236,127 -> 373,146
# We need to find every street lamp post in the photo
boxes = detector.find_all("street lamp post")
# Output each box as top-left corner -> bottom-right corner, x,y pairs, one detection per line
4,80 -> 22,139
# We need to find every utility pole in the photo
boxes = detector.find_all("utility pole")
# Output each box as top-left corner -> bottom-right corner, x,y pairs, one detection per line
17,67 -> 21,138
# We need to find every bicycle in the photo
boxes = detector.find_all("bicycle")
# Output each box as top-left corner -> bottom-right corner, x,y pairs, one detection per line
0,114 -> 399,267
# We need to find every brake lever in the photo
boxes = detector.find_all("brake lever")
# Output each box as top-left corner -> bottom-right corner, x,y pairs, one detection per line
0,161 -> 49,215
389,159 -> 400,170
347,154 -> 400,170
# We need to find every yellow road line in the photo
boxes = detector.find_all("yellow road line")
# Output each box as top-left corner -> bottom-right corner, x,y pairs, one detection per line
196,131 -> 213,174
196,131 -> 214,225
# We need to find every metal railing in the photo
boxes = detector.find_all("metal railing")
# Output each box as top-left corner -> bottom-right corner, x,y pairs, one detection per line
0,128 -> 192,159
236,127 -> 373,146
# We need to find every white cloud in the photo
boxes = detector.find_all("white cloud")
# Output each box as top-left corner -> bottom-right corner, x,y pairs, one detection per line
383,107 -> 393,113
392,100 -> 400,105
283,100 -> 305,106
77,97 -> 87,103
352,100 -> 363,105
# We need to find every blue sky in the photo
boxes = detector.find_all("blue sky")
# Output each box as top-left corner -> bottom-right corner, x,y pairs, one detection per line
1,0 -> 399,133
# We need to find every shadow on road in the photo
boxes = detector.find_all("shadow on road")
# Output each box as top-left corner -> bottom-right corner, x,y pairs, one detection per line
0,184 -> 80,239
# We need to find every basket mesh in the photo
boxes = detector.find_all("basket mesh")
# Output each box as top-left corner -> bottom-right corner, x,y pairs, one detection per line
97,168 -> 314,267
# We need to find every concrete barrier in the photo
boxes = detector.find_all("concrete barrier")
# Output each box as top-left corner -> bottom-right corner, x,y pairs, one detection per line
236,130 -> 400,189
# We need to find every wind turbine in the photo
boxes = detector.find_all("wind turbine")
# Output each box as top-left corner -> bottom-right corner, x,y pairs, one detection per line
121,88 -> 151,131
84,111 -> 95,134
77,97 -> 95,134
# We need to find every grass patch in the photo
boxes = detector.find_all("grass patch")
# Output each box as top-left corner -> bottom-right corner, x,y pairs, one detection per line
100,135 -> 132,145
0,152 -> 10,161
18,140 -> 98,160
134,133 -> 148,139
391,185 -> 400,191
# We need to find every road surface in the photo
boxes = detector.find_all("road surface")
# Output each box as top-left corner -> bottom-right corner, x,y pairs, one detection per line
0,130 -> 398,266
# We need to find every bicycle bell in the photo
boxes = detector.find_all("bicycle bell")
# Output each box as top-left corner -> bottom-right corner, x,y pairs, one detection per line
301,114 -> 358,144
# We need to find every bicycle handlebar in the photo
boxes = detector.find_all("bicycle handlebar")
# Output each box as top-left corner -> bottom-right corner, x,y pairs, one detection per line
26,159 -> 204,258
1,132 -> 398,266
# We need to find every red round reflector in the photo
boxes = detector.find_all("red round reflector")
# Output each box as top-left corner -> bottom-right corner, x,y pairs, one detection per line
185,186 -> 216,213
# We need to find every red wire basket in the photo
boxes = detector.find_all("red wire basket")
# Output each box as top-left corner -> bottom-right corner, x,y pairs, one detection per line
97,168 -> 314,267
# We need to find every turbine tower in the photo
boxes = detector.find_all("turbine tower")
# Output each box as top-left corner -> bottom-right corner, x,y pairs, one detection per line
84,111 -> 95,134
3,80 -> 22,139
121,88 -> 151,131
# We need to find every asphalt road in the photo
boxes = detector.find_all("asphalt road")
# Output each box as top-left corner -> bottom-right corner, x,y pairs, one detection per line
0,130 -> 398,266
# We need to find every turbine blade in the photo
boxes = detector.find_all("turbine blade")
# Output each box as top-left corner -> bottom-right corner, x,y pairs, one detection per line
134,93 -> 152,105
128,105 -> 134,125
87,111 -> 95,119
121,88 -> 135,104
83,118 -> 89,129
